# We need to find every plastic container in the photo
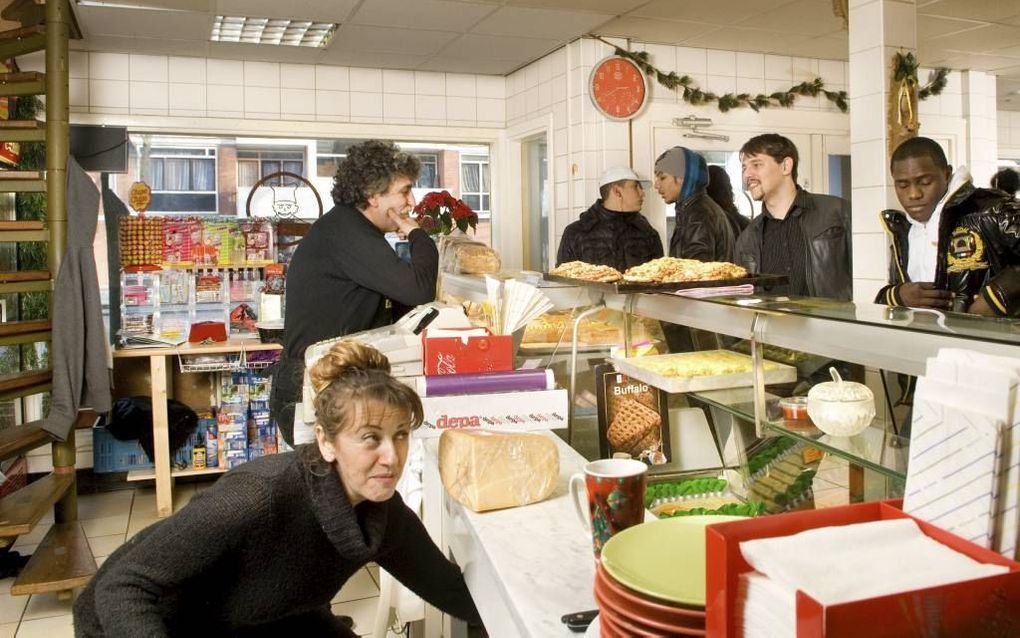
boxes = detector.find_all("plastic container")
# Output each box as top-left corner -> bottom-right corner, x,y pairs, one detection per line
92,425 -> 154,473
778,396 -> 809,421
256,319 -> 285,344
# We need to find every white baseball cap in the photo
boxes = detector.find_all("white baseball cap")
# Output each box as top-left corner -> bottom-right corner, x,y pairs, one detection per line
598,166 -> 650,188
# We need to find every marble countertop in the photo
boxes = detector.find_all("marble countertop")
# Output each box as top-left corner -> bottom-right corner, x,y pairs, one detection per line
425,433 -> 596,638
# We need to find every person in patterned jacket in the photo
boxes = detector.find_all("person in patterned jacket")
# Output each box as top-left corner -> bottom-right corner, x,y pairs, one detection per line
556,166 -> 663,272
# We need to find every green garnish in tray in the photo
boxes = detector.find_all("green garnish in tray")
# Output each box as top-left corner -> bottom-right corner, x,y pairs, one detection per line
659,501 -> 767,518
644,478 -> 728,508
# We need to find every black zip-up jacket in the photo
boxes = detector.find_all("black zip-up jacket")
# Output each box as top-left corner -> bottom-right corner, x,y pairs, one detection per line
876,183 -> 1020,316
735,188 -> 852,300
668,190 -> 735,262
556,200 -> 663,271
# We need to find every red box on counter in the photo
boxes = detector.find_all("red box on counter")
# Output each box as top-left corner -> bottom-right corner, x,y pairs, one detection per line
422,327 -> 513,376
706,500 -> 1020,638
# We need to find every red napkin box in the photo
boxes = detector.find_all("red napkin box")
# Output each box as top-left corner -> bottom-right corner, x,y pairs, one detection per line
422,327 -> 512,376
188,321 -> 228,343
706,499 -> 1020,637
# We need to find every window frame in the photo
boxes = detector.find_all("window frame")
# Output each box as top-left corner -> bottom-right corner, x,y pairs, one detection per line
459,154 -> 490,218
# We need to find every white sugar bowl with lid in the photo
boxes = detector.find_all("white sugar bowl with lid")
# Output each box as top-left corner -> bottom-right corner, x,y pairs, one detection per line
806,367 -> 875,437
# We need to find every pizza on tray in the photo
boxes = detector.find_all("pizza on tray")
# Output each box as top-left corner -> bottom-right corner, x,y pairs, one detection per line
548,260 -> 623,283
622,257 -> 747,283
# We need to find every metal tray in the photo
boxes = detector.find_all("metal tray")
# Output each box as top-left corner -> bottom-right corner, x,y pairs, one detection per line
542,272 -> 788,293
611,350 -> 797,393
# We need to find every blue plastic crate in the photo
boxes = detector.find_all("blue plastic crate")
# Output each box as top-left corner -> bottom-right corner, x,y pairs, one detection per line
92,425 -> 154,473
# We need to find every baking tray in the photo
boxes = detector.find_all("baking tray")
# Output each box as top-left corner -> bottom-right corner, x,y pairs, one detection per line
542,272 -> 788,293
611,350 -> 797,393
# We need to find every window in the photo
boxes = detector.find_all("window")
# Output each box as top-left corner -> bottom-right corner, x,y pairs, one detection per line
460,155 -> 490,216
415,154 -> 438,189
141,146 -> 218,213
237,149 -> 305,187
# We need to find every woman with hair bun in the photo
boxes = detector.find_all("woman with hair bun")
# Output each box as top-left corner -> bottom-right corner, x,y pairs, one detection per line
74,341 -> 481,637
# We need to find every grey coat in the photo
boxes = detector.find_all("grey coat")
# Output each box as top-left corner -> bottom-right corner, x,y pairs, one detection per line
43,157 -> 111,440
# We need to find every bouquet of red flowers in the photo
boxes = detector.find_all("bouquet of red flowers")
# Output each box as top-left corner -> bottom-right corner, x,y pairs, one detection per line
412,190 -> 478,236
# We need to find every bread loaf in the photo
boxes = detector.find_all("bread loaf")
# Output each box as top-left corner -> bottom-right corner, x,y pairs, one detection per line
439,430 -> 559,512
455,243 -> 501,274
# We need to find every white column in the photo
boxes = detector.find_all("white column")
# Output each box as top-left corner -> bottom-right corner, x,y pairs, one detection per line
962,70 -> 999,188
848,0 -> 917,303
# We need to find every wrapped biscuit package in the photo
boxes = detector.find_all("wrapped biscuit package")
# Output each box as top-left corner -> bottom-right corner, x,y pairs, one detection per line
439,429 -> 559,512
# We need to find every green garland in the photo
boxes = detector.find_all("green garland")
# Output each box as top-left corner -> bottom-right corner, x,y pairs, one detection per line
597,40 -> 848,113
893,52 -> 949,100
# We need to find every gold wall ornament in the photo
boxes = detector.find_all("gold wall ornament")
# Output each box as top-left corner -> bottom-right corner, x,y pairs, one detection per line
832,0 -> 849,29
889,52 -> 920,157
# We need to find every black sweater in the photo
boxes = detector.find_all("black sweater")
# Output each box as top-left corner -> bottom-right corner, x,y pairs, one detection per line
283,203 -> 439,358
556,200 -> 663,272
73,449 -> 481,636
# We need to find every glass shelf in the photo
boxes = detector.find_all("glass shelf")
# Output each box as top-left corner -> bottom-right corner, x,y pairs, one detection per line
686,387 -> 909,481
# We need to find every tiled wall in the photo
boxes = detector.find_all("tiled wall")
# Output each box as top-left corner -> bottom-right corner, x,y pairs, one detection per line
998,110 -> 1020,158
23,51 -> 507,128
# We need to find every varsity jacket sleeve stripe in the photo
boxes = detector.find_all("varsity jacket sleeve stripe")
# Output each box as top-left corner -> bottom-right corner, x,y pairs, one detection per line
982,266 -> 1020,316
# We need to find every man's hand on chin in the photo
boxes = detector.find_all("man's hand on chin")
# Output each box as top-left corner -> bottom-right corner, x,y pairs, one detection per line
386,209 -> 420,236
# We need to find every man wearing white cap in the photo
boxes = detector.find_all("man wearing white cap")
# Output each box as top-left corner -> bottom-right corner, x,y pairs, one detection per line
556,166 -> 663,272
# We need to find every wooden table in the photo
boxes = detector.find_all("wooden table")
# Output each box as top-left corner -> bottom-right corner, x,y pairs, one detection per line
112,339 -> 282,517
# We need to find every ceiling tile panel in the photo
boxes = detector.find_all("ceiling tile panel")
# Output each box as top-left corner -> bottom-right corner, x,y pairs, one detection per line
928,24 -> 1020,55
470,6 -> 613,40
734,0 -> 846,35
595,16 -> 721,45
329,25 -> 460,56
683,27 -> 811,55
78,6 -> 212,40
318,49 -> 425,70
503,0 -> 647,12
214,0 -> 359,22
436,33 -> 560,61
918,14 -> 989,39
350,0 -> 496,31
78,35 -> 212,58
417,56 -> 523,74
630,0 -> 793,25
919,0 -> 1020,23
774,35 -> 848,61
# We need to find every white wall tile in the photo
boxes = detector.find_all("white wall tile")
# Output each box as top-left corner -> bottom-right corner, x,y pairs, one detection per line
316,65 -> 350,91
415,94 -> 446,121
244,61 -> 279,87
764,55 -> 792,82
525,86 -> 540,115
383,92 -> 415,120
850,139 -> 887,188
736,77 -> 766,96
281,64 -> 314,89
129,81 -> 168,111
90,79 -> 128,108
69,51 -> 89,79
707,50 -> 736,77
169,57 -> 206,84
208,59 -> 243,86
849,92 -> 885,141
350,91 -> 383,118
70,78 -> 89,107
129,55 -> 167,82
316,90 -> 350,117
476,97 -> 504,124
350,68 -> 383,92
169,82 -> 205,111
447,96 -> 477,121
818,59 -> 845,86
245,86 -> 280,114
848,0 -> 882,54
415,71 -> 445,96
852,232 -> 889,280
791,57 -> 819,82
90,53 -> 129,81
383,70 -> 415,95
525,63 -> 539,89
281,88 -> 315,116
476,75 -> 505,100
538,81 -> 553,110
676,47 -> 707,76
207,84 -> 243,113
736,52 -> 764,79
707,75 -> 736,96
446,74 -> 477,98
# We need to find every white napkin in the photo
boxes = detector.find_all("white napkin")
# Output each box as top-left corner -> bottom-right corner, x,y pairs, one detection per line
739,518 -> 1008,607
737,571 -> 797,638
675,284 -> 755,298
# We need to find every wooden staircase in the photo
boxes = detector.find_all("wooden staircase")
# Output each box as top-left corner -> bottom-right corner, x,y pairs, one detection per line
0,0 -> 95,600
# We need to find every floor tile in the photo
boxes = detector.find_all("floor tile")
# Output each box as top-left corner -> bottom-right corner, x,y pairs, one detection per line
366,564 -> 380,587
0,593 -> 27,626
86,534 -> 125,559
0,578 -> 11,595
12,613 -> 73,638
0,622 -> 15,638
126,515 -> 159,541
129,485 -> 195,520
80,515 -> 130,538
333,568 -> 379,603
77,491 -> 134,521
95,555 -> 108,569
21,593 -> 73,621
330,597 -> 380,637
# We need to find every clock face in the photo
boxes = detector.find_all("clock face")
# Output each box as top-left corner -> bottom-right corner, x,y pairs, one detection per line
589,56 -> 648,121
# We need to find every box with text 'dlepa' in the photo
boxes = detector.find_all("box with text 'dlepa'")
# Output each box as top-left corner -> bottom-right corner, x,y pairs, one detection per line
417,388 -> 567,438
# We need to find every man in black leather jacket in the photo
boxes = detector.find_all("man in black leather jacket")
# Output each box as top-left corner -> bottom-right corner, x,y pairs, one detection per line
654,146 -> 734,261
734,134 -> 852,300
556,166 -> 663,271
878,136 -> 1020,316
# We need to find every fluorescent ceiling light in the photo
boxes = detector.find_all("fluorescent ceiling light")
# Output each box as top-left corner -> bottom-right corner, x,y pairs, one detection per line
210,15 -> 336,48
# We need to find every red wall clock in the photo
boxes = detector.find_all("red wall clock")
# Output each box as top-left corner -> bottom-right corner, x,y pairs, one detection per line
589,56 -> 648,121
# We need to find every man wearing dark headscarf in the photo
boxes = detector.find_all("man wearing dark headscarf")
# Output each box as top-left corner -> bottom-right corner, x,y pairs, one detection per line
654,146 -> 735,262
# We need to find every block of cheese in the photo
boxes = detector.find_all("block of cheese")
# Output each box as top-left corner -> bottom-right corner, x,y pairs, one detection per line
439,430 -> 559,512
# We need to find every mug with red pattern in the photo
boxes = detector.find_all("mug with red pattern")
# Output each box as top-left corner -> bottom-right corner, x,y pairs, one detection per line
569,459 -> 647,558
